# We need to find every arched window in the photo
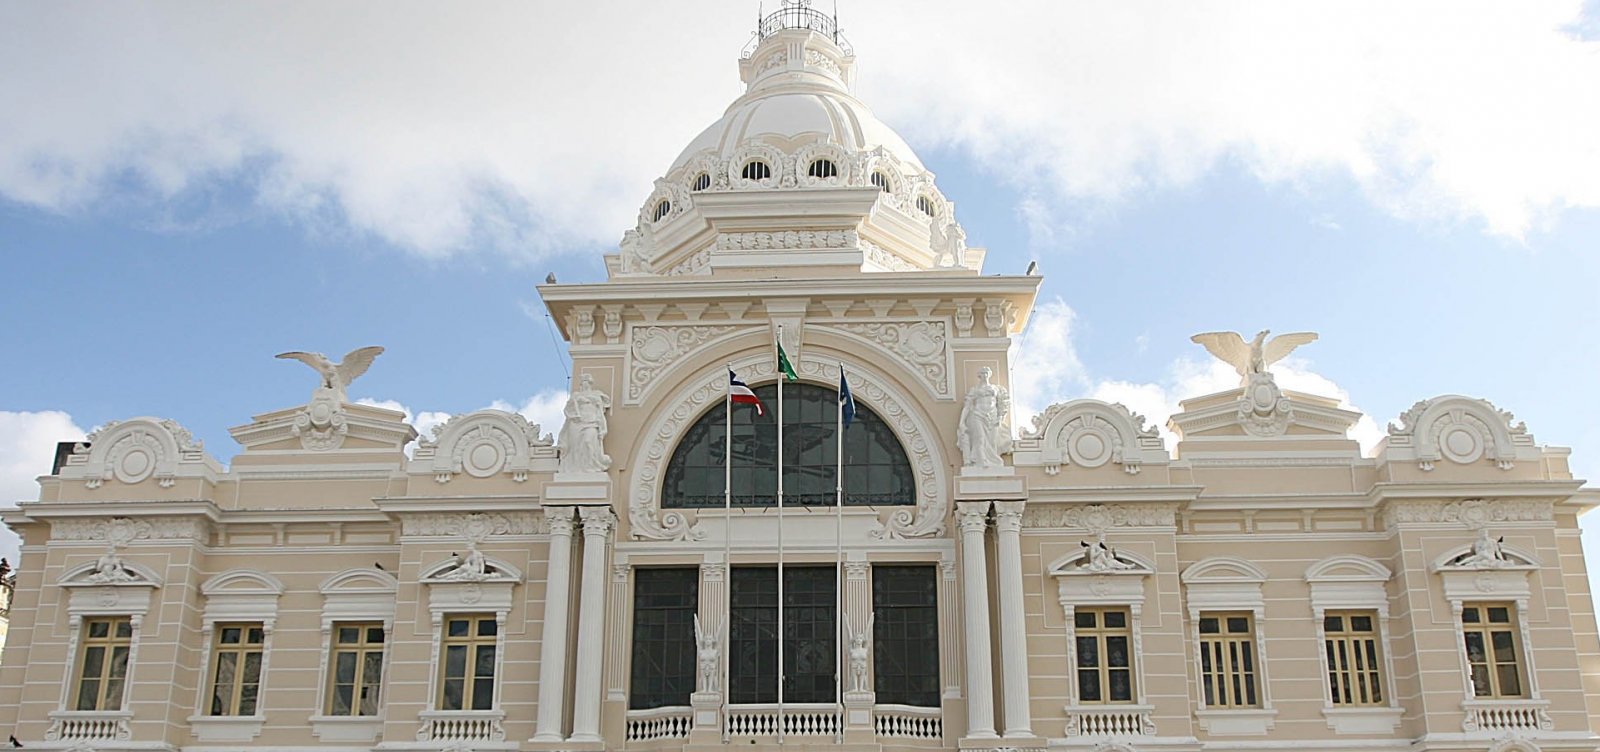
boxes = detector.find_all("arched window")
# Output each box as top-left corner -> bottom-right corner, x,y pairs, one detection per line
692,173 -> 711,191
871,171 -> 892,193
807,159 -> 838,178
662,383 -> 914,508
916,195 -> 937,217
653,200 -> 672,222
741,160 -> 772,181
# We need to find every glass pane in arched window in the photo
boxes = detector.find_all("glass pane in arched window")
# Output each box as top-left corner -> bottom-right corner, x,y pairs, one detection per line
661,383 -> 915,508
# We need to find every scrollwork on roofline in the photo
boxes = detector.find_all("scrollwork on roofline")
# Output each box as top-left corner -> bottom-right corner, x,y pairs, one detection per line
628,351 -> 948,541
1016,400 -> 1166,476
413,409 -> 554,484
1380,498 -> 1552,530
830,321 -> 950,397
1383,395 -> 1532,471
399,511 -> 548,538
627,324 -> 745,405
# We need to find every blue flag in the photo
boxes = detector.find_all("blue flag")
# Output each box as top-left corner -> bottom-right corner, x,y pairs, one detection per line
839,366 -> 856,428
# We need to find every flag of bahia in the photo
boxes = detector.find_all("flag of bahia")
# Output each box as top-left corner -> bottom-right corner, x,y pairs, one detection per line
728,370 -> 765,416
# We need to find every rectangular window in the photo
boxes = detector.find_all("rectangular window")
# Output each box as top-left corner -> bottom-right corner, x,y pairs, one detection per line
629,568 -> 699,710
327,622 -> 386,716
1462,603 -> 1525,698
439,614 -> 498,711
74,616 -> 133,711
729,566 -> 836,704
1323,610 -> 1384,706
208,622 -> 266,716
1198,612 -> 1259,708
872,565 -> 939,707
1075,607 -> 1135,704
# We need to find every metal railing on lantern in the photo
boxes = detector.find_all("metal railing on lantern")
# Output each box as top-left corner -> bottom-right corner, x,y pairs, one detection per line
741,0 -> 853,57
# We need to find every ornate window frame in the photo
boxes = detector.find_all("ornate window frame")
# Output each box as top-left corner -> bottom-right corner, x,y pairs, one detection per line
1430,540 -> 1552,733
1304,555 -> 1404,734
48,557 -> 163,743
1049,545 -> 1157,738
308,568 -> 398,743
1181,557 -> 1277,735
414,553 -> 524,745
188,569 -> 284,743
628,348 -> 949,543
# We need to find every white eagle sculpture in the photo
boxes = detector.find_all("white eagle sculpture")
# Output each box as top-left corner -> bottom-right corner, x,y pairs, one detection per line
1190,330 -> 1318,386
275,346 -> 385,403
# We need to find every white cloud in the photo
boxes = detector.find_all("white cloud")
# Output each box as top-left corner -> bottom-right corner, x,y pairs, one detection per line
2,2 -> 1596,257
0,410 -> 88,565
1010,300 -> 1385,453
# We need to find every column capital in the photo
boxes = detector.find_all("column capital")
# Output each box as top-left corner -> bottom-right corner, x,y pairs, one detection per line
845,560 -> 870,580
701,561 -> 726,581
546,506 -> 577,537
993,501 -> 1026,534
578,506 -> 616,537
956,501 -> 992,534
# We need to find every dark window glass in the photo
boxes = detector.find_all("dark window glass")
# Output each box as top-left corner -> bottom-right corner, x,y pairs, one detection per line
808,159 -> 838,178
662,383 -> 915,508
916,195 -> 937,217
730,566 -> 836,704
871,171 -> 891,192
692,173 -> 711,191
653,200 -> 672,222
629,568 -> 699,710
872,565 -> 939,707
742,161 -> 771,180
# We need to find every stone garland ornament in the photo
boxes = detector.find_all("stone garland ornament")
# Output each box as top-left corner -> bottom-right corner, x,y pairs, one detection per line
50,515 -> 210,544
557,374 -> 612,474
833,321 -> 949,396
1022,503 -> 1179,531
956,367 -> 1012,469
400,512 -> 547,538
628,325 -> 740,403
1380,498 -> 1551,529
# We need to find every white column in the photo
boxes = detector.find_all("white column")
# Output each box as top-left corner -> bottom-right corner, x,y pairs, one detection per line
993,501 -> 1033,738
938,558 -> 963,700
533,507 -> 577,742
569,506 -> 615,742
955,501 -> 997,739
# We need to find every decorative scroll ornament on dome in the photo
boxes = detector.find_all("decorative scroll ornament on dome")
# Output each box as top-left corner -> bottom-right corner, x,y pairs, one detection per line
275,346 -> 384,451
1384,395 -> 1530,471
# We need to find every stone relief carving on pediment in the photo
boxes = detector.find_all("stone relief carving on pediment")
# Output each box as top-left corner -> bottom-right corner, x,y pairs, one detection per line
1384,395 -> 1531,471
1022,503 -> 1179,531
415,410 -> 552,484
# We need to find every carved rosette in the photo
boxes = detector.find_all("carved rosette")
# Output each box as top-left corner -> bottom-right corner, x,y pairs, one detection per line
831,321 -> 949,397
1237,372 -> 1292,437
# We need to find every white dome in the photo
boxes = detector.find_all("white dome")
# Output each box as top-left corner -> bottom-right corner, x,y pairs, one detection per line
670,89 -> 926,175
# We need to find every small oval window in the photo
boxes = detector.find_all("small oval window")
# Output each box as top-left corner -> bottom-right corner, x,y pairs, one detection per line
692,173 -> 711,191
653,200 -> 672,222
807,159 -> 838,179
741,160 -> 772,180
916,195 -> 937,217
871,171 -> 891,193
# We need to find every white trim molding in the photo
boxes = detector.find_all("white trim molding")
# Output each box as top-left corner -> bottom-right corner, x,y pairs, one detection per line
1304,555 -> 1404,734
188,569 -> 285,742
308,568 -> 399,743
1049,543 -> 1157,738
1181,557 -> 1277,735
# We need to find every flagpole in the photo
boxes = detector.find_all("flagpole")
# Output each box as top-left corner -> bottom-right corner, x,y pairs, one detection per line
722,364 -> 733,744
834,361 -> 845,742
775,325 -> 785,745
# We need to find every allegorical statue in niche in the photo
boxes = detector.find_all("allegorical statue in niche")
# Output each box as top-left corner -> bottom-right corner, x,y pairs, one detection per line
956,366 -> 1012,468
558,374 -> 613,474
694,615 -> 719,692
275,346 -> 386,403
87,545 -> 136,584
1079,536 -> 1137,572
1454,529 -> 1511,569
1189,329 -> 1318,386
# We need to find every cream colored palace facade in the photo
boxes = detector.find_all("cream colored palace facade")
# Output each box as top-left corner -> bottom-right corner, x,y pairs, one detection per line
3,7 -> 1600,752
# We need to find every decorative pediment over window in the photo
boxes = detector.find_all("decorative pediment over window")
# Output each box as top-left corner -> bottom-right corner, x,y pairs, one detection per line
419,548 -> 523,585
1304,554 -> 1393,611
411,409 -> 555,484
1050,539 -> 1154,605
420,549 -> 522,615
58,416 -> 221,489
1380,395 -> 1536,471
1016,399 -> 1167,476
1432,531 -> 1540,603
201,570 -> 286,626
1181,557 -> 1269,615
58,551 -> 163,589
1433,530 -> 1540,572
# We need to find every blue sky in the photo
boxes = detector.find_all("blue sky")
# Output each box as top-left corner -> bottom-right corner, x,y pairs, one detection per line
3,1 -> 1599,593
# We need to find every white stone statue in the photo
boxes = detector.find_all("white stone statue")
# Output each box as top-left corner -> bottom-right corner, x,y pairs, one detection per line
1079,536 -> 1136,572
87,546 -> 135,584
956,366 -> 1012,468
930,218 -> 966,268
275,346 -> 386,403
694,614 -> 719,692
558,374 -> 613,473
1454,529 -> 1511,569
1190,330 -> 1318,386
845,614 -> 874,693
440,543 -> 491,581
